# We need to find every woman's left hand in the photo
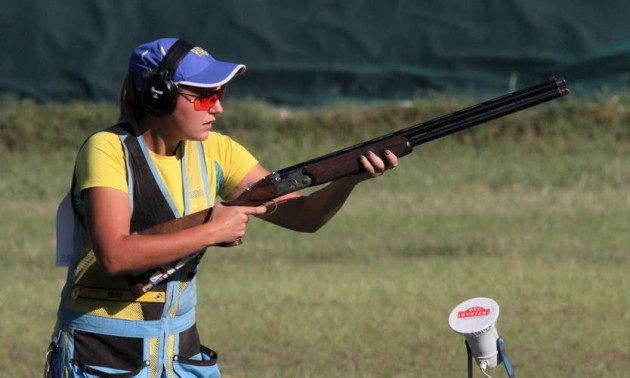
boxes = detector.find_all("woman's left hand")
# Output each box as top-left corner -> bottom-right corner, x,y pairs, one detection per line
352,149 -> 399,182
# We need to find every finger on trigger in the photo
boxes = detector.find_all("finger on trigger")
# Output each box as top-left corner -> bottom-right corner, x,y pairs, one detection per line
255,205 -> 268,215
241,205 -> 267,216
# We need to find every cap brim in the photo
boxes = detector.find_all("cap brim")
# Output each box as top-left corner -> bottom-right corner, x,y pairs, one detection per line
175,61 -> 246,88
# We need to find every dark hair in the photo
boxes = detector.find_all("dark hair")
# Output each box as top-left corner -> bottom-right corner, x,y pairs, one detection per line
118,73 -> 145,120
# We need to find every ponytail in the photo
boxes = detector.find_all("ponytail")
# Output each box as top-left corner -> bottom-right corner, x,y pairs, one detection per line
118,73 -> 145,120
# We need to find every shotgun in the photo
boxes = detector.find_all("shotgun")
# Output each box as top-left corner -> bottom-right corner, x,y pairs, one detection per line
130,77 -> 569,294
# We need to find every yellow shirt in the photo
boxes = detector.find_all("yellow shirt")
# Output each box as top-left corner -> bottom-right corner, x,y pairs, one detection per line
75,130 -> 258,216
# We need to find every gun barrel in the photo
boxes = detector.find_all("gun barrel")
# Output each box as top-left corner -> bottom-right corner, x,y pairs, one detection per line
402,77 -> 568,143
273,77 -> 568,177
408,82 -> 567,146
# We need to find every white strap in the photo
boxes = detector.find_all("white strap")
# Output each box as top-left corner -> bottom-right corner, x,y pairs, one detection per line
55,190 -> 81,267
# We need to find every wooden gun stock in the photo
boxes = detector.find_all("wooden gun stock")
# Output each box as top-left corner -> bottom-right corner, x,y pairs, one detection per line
138,208 -> 242,247
139,209 -> 211,236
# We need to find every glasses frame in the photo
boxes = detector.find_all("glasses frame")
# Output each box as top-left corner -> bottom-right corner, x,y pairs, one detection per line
176,86 -> 226,111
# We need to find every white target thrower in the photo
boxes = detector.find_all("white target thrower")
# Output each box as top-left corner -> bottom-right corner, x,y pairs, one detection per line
448,298 -> 515,378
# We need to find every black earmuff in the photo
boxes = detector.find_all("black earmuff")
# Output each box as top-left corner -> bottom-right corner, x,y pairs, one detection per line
140,39 -> 195,117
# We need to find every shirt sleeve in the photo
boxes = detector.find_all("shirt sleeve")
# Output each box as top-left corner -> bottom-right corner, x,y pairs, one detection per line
205,132 -> 258,198
75,131 -> 128,194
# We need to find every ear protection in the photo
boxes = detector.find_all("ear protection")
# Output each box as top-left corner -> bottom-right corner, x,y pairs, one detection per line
140,39 -> 195,116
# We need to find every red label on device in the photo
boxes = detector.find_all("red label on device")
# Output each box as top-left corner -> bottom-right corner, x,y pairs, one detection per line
457,306 -> 491,319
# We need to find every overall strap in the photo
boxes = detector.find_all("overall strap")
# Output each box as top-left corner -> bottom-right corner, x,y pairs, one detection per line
106,122 -> 176,232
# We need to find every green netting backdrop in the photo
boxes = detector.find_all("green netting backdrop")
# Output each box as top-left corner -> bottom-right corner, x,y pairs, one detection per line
2,0 -> 630,104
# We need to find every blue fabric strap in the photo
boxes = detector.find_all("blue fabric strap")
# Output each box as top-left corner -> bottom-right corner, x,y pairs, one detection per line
131,122 -> 183,218
57,307 -> 196,338
197,141 -> 212,207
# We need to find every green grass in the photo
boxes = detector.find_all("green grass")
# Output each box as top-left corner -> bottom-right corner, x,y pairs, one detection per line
1,97 -> 629,377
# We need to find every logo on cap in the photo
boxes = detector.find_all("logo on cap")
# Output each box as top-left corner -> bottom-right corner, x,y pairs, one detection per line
457,306 -> 491,319
191,47 -> 209,57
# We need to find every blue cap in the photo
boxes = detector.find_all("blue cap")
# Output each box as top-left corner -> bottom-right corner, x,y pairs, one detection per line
128,38 -> 246,90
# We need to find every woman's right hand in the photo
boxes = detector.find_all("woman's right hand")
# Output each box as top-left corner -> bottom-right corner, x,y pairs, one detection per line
204,202 -> 268,245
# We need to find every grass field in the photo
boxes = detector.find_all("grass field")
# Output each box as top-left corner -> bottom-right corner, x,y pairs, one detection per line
0,97 -> 629,377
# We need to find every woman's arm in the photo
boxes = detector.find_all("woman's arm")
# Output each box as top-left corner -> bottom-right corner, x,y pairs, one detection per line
85,187 -> 266,275
87,149 -> 396,274
225,150 -> 398,232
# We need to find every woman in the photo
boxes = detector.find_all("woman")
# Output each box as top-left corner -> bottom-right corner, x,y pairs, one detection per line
47,38 -> 397,377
